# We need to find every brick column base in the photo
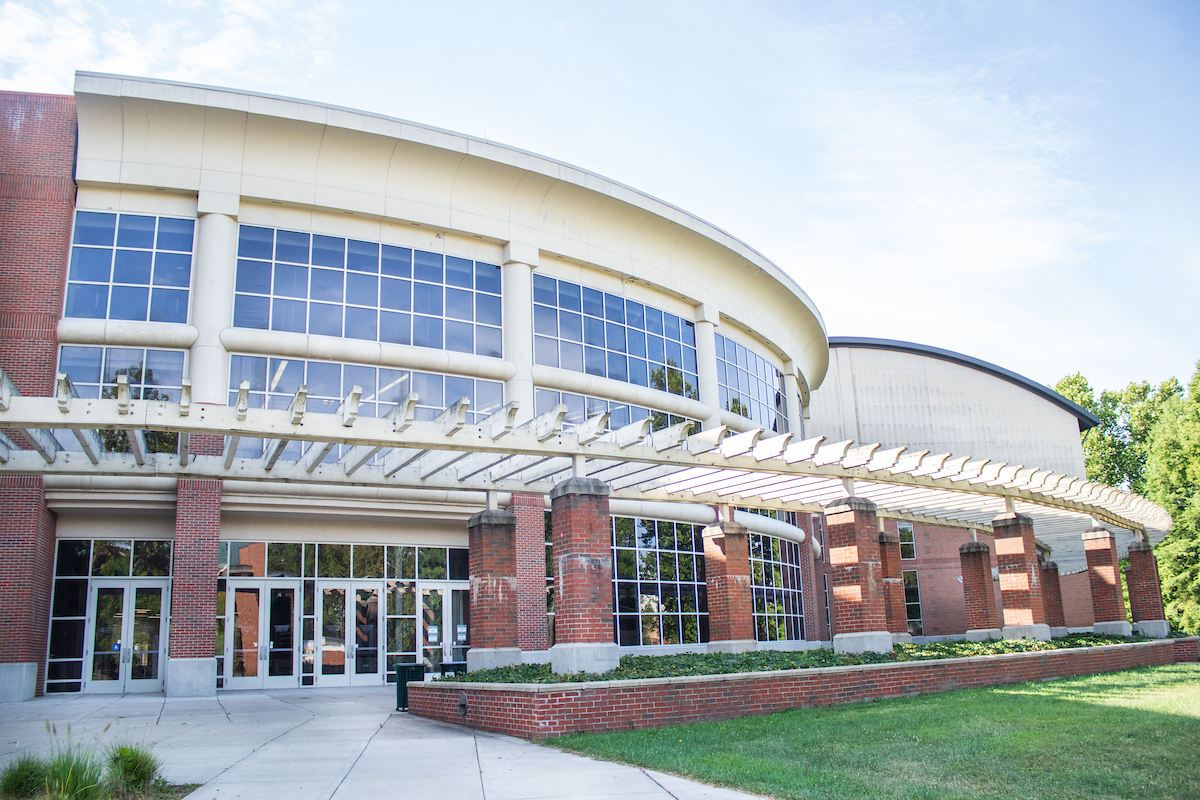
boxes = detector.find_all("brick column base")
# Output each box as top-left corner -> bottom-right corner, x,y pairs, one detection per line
959,541 -> 1002,641
1126,541 -> 1168,638
703,519 -> 757,653
549,477 -> 619,674
993,512 -> 1051,641
467,508 -> 521,670
825,497 -> 891,654
1084,527 -> 1131,637
167,472 -> 221,696
1040,561 -> 1069,637
878,530 -> 912,644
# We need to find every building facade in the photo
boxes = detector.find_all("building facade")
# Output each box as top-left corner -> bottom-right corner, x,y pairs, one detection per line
0,75 -> 1172,702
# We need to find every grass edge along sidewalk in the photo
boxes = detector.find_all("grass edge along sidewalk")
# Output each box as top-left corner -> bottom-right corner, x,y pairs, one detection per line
550,662 -> 1200,800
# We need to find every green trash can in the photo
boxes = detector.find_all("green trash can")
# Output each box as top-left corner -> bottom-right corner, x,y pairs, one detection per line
396,663 -> 427,711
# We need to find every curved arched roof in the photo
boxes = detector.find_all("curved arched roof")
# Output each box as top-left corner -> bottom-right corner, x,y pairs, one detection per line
828,337 -> 1101,432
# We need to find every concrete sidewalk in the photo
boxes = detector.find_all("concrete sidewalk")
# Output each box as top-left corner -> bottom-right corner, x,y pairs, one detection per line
0,687 -> 766,799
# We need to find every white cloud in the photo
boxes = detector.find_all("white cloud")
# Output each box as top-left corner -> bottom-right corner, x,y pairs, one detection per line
0,0 -> 344,94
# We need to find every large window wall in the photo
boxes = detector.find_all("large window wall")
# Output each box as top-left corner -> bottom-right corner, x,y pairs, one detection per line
532,275 -> 699,402
749,533 -> 805,641
232,226 -> 503,357
714,333 -> 787,433
65,211 -> 194,323
611,517 -> 708,646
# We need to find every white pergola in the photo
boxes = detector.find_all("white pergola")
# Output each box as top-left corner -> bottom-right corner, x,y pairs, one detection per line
0,371 -> 1171,572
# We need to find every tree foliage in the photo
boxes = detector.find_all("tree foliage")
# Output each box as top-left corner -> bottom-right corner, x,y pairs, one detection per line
1056,363 -> 1200,633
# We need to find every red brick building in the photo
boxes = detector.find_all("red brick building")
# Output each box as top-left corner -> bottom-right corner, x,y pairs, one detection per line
0,76 -> 1173,701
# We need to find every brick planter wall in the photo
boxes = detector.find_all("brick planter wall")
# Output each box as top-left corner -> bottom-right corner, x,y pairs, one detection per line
409,637 -> 1200,739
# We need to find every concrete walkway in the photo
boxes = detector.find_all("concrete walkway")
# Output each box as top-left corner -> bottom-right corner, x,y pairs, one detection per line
0,687 -> 766,799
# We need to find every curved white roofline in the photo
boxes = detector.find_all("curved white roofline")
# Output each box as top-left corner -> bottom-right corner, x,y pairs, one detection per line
73,72 -> 826,341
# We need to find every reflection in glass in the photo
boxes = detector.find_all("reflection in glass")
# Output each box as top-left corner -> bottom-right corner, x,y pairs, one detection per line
268,588 -> 295,676
267,543 -> 302,577
352,545 -> 384,579
92,540 -> 132,577
228,542 -> 266,577
318,544 -> 350,578
91,587 -> 124,680
355,589 -> 379,675
422,588 -> 442,672
133,541 -> 171,576
387,546 -> 416,579
418,547 -> 446,579
130,587 -> 162,680
56,540 -> 91,576
321,588 -> 346,675
232,588 -> 260,677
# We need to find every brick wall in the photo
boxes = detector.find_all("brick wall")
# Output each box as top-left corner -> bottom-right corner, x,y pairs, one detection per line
1127,542 -> 1166,623
1061,570 -> 1094,627
1084,530 -> 1126,624
702,520 -> 754,642
169,478 -> 221,658
0,476 -> 57,690
824,498 -> 887,635
904,523 -> 1000,637
0,92 -> 76,695
468,509 -> 518,650
512,493 -> 549,650
1041,562 -> 1067,629
877,532 -> 907,635
411,637 -> 1200,739
960,542 -> 999,631
0,92 -> 76,398
549,479 -> 613,645
799,514 -> 824,641
993,513 -> 1046,627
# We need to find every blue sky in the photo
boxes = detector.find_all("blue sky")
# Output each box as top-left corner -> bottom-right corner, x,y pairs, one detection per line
3,0 -> 1197,394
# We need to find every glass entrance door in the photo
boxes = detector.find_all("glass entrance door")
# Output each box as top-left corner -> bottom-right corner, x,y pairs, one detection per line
225,581 -> 299,690
84,580 -> 168,694
316,582 -> 383,686
420,583 -> 469,675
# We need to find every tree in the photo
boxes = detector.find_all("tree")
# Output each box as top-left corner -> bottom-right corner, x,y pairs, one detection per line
1055,363 -> 1199,634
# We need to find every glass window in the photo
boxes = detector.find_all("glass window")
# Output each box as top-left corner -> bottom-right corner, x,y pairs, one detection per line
534,389 -> 694,434
533,275 -> 698,403
898,522 -> 916,559
714,333 -> 788,433
903,570 -> 923,636
233,226 -> 501,357
65,211 -> 194,323
748,523 -> 805,641
611,517 -> 707,646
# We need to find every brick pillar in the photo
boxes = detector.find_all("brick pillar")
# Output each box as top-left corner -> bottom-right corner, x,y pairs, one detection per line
1040,561 -> 1068,636
1083,527 -> 1131,636
548,477 -> 619,674
959,541 -> 1001,640
992,512 -> 1050,640
1126,540 -> 1168,638
168,465 -> 222,696
878,530 -> 911,643
511,493 -> 549,651
799,515 -> 823,642
466,508 -> 521,670
702,519 -> 756,652
0,476 -> 56,701
824,497 -> 891,654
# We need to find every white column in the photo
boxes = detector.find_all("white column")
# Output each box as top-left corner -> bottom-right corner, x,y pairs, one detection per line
783,367 -> 803,436
693,303 -> 722,430
188,211 -> 238,406
502,243 -> 536,424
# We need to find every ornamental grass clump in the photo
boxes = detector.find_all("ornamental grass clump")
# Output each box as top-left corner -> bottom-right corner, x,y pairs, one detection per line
0,724 -> 167,800
105,743 -> 161,797
0,753 -> 48,798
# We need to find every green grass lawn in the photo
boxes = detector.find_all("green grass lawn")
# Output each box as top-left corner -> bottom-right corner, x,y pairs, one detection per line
552,663 -> 1200,800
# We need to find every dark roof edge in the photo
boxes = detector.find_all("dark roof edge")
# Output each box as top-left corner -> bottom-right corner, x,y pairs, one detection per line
827,337 -> 1102,432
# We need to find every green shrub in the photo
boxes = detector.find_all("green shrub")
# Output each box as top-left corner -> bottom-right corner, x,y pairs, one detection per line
42,749 -> 104,800
105,743 -> 161,794
0,753 -> 49,798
